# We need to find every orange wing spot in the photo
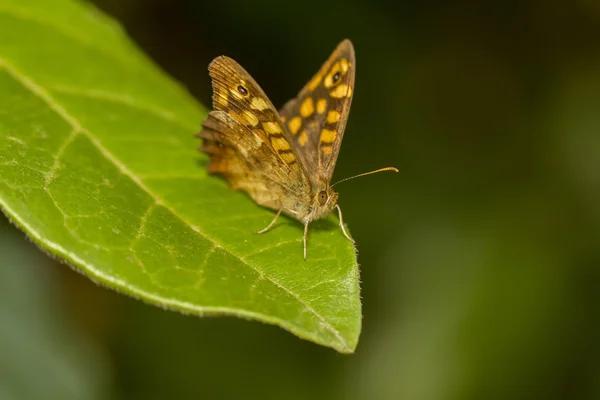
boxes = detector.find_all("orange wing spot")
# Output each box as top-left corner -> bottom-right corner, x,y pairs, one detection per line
300,97 -> 314,117
298,130 -> 308,146
280,115 -> 287,123
288,116 -> 302,135
214,88 -> 229,108
251,97 -> 269,110
262,121 -> 282,135
271,136 -> 291,151
324,61 -> 341,88
243,110 -> 259,126
326,110 -> 340,124
280,152 -> 297,164
322,146 -> 333,155
308,73 -> 323,91
340,58 -> 349,73
320,128 -> 337,143
228,111 -> 244,125
346,85 -> 353,98
330,84 -> 349,98
316,98 -> 327,114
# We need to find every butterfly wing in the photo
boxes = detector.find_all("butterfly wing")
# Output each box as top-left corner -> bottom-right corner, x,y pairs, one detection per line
279,39 -> 355,187
198,56 -> 311,213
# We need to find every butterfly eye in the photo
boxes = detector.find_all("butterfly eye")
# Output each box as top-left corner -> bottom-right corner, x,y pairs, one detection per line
237,85 -> 249,96
317,191 -> 328,206
332,72 -> 341,84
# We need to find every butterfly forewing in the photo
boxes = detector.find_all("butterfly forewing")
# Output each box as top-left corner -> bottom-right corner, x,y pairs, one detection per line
279,39 -> 356,186
198,57 -> 311,211
207,57 -> 307,178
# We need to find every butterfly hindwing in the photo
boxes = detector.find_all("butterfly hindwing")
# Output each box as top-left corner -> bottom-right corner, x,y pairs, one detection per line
279,39 -> 356,186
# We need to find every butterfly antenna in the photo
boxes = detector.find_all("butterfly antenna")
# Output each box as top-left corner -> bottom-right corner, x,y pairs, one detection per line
331,167 -> 398,187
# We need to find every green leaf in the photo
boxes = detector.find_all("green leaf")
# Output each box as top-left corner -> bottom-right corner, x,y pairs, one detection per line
0,0 -> 360,352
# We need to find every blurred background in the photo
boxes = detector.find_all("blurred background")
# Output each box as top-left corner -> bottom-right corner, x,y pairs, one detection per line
2,0 -> 600,398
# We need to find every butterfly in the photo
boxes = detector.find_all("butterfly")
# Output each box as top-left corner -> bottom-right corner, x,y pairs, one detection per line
197,39 -> 397,260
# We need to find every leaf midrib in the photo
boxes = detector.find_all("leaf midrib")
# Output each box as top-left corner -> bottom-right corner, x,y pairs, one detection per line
0,56 -> 350,352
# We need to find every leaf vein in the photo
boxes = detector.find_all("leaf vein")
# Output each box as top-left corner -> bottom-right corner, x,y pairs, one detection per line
243,238 -> 302,258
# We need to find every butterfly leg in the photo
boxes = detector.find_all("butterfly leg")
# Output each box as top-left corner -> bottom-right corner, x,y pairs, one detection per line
303,221 -> 309,261
336,204 -> 355,243
255,207 -> 283,234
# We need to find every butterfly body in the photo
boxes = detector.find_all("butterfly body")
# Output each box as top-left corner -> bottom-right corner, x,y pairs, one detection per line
198,40 -> 357,259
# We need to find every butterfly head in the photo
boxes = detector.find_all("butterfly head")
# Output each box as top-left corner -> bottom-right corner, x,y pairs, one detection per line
308,183 -> 339,221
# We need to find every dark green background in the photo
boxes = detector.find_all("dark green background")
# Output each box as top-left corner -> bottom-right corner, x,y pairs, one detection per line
2,0 -> 600,398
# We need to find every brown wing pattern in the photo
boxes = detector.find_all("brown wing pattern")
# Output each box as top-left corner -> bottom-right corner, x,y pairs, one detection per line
198,57 -> 310,210
279,39 -> 356,186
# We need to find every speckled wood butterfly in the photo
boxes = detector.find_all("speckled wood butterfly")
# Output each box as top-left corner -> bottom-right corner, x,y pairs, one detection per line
198,39 -> 397,260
